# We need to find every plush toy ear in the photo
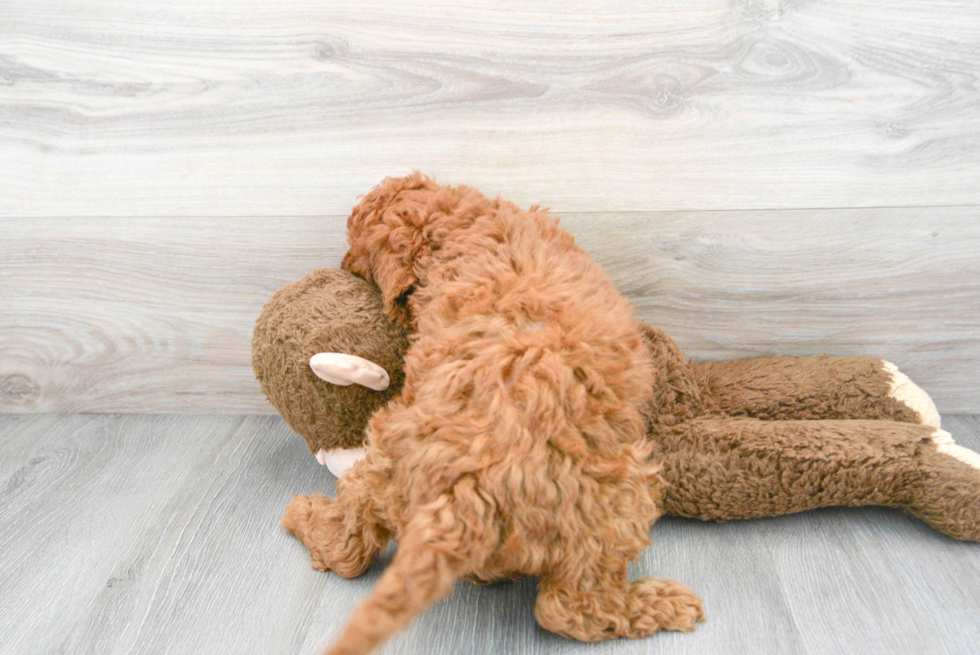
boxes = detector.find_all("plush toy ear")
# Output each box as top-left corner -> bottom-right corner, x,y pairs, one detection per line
309,352 -> 390,391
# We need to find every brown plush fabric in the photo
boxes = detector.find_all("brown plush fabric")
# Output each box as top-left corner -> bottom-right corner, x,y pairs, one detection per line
908,445 -> 980,542
694,354 -> 920,423
252,268 -> 410,452
281,173 -> 704,655
652,416 -> 980,542
636,324 -> 979,540
656,417 -> 934,518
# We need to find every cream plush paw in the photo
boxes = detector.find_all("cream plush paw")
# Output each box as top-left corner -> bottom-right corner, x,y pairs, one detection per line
908,427 -> 980,542
883,361 -> 941,429
930,429 -> 980,471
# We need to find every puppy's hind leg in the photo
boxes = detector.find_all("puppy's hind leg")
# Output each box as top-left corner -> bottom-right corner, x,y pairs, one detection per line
535,557 -> 705,641
281,450 -> 393,578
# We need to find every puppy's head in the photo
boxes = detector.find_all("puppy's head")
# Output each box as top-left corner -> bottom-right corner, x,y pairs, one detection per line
342,172 -> 443,327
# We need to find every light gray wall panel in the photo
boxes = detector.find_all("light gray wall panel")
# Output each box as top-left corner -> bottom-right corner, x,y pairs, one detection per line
2,0 -> 979,216
2,209 -> 977,413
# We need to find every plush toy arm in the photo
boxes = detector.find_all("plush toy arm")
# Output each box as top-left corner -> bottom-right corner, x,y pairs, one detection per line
656,417 -> 980,541
693,355 -> 940,427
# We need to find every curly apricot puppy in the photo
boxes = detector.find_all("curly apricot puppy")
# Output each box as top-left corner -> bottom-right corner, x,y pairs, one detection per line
281,173 -> 705,655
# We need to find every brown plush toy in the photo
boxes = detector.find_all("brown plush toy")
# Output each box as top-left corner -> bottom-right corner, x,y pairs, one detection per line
256,268 -> 980,539
253,175 -> 980,655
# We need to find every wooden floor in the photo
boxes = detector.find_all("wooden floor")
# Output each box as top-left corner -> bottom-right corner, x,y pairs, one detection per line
2,413 -> 979,655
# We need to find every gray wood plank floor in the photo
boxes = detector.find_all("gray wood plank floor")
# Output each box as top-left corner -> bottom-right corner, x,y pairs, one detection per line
2,414 -> 979,655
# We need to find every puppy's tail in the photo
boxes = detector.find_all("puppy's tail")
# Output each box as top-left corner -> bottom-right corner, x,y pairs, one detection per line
321,495 -> 474,655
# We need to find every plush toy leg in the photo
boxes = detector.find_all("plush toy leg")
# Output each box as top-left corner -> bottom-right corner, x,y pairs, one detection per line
693,355 -> 940,427
906,431 -> 980,541
657,417 -> 980,541
534,557 -> 704,641
281,453 -> 393,578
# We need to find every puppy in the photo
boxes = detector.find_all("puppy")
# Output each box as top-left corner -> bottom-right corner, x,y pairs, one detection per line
281,173 -> 704,655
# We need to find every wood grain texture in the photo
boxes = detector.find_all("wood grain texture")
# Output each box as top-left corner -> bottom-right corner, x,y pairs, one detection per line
567,208 -> 980,414
3,208 -> 978,413
1,414 -> 979,654
57,415 -> 337,655
0,216 -> 348,413
0,414 -> 245,655
2,0 -> 979,216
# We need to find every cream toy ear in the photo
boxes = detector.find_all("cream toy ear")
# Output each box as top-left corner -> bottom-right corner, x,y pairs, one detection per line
309,352 -> 390,391
314,446 -> 369,478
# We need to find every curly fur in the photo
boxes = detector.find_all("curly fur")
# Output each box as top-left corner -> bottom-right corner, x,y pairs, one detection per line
282,173 -> 704,655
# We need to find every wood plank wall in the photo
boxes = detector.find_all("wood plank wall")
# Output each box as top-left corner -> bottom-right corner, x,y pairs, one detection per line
2,1 -> 978,413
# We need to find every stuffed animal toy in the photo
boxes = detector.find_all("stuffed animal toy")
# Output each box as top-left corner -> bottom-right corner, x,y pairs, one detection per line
253,174 -> 980,655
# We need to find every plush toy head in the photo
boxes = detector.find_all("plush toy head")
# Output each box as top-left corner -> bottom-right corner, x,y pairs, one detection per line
251,268 -> 410,473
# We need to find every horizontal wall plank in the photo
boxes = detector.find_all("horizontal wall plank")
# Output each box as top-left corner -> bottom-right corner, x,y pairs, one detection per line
2,0 -> 979,216
2,208 -> 978,413
0,216 -> 349,413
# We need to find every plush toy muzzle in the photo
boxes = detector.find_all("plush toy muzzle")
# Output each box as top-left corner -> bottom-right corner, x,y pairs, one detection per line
309,352 -> 390,391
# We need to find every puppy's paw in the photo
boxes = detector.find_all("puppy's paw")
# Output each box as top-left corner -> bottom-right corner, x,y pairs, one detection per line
281,493 -> 318,537
627,577 -> 705,635
281,493 -> 339,571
